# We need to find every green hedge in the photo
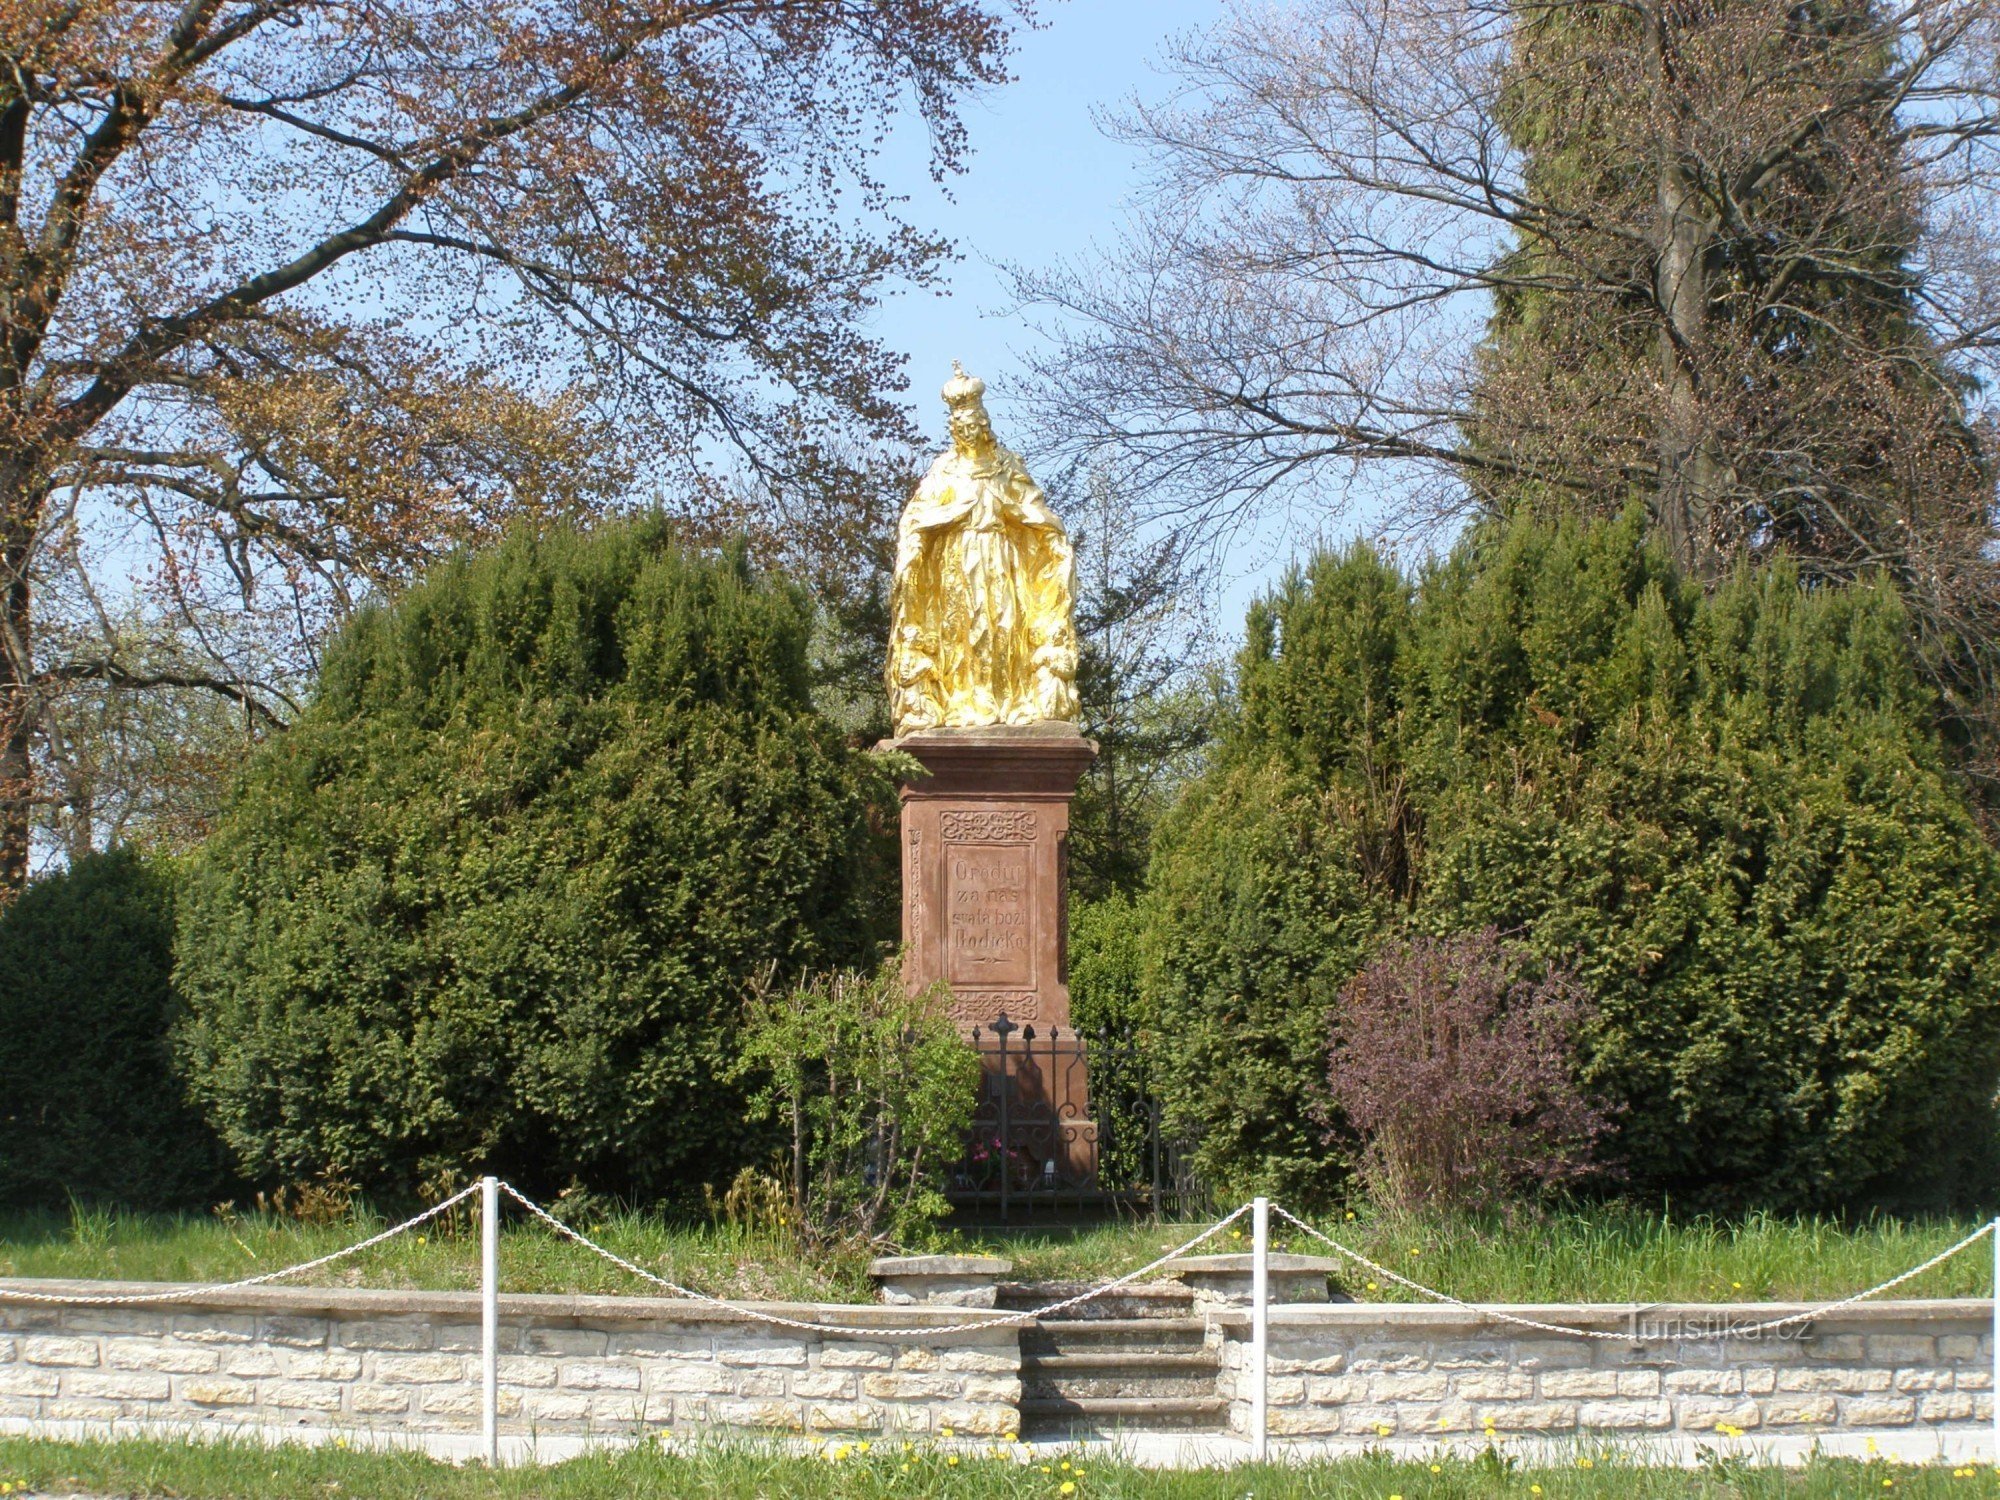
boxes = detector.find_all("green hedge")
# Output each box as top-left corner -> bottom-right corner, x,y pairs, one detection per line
173,520 -> 900,1202
0,849 -> 229,1210
1114,512 -> 2000,1211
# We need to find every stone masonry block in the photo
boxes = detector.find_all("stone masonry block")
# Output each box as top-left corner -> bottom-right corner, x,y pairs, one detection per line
589,1391 -> 643,1426
737,1370 -> 787,1398
497,1357 -> 557,1389
1339,1403 -> 1404,1436
107,1343 -> 219,1375
808,1402 -> 886,1432
1368,1371 -> 1451,1400
1577,1399 -> 1673,1430
940,1349 -> 1017,1374
1922,1392 -> 1977,1423
284,1352 -> 362,1382
1841,1396 -> 1916,1426
709,1398 -> 799,1428
171,1315 -> 259,1345
1663,1370 -> 1742,1395
519,1328 -> 608,1358
222,1348 -> 282,1377
1894,1368 -> 1950,1392
0,1370 -> 59,1399
647,1364 -> 736,1395
1267,1406 -> 1345,1436
1346,1346 -> 1430,1374
1540,1370 -> 1620,1399
265,1381 -> 345,1412
350,1387 -> 411,1415
560,1361 -> 639,1391
423,1388 -> 521,1419
960,1376 -> 1022,1404
337,1321 -> 433,1352
1802,1335 -> 1865,1361
932,1401 -> 1017,1436
64,1371 -> 170,1402
720,1341 -> 809,1369
791,1370 -> 855,1400
1776,1368 -> 1890,1394
47,1400 -> 122,1422
23,1337 -> 99,1368
260,1318 -> 330,1349
1265,1375 -> 1306,1406
181,1378 -> 258,1407
821,1345 -> 895,1370
374,1354 -> 467,1384
1304,1374 -> 1364,1404
59,1311 -> 167,1336
862,1372 -> 958,1401
609,1333 -> 714,1360
1865,1336 -> 1936,1365
524,1392 -> 591,1423
1677,1398 -> 1761,1432
893,1347 -> 940,1372
1938,1336 -> 1983,1363
1452,1372 -> 1532,1400
1474,1402 -> 1578,1432
1762,1397 -> 1839,1427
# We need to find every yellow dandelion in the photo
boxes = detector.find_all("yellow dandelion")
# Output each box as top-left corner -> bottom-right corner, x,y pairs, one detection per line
1430,1464 -> 1442,1473
1345,1210 -> 1356,1220
1366,1281 -> 1379,1292
941,1427 -> 955,1439
833,1445 -> 850,1461
1061,1486 -> 1076,1497
1578,1457 -> 1594,1469
947,1455 -> 960,1467
1061,1460 -> 1071,1470
1376,1422 -> 1392,1436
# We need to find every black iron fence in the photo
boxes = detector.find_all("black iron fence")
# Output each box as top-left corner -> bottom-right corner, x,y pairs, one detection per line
947,1014 -> 1209,1222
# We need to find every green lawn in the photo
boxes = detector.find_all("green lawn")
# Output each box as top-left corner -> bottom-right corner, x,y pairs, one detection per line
0,1199 -> 1989,1306
0,1436 -> 1994,1499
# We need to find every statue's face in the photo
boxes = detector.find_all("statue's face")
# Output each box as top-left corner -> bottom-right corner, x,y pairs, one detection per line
949,403 -> 995,456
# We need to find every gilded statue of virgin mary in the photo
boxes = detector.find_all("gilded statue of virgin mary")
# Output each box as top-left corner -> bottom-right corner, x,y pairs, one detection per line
888,364 -> 1080,735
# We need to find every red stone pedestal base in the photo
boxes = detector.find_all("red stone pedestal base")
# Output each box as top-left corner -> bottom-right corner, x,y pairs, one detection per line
883,724 -> 1098,1182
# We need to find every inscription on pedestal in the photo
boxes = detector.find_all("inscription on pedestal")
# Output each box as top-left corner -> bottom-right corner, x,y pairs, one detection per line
947,844 -> 1034,988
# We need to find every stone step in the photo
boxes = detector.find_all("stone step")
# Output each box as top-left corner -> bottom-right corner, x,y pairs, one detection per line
1023,1367 -> 1222,1401
996,1281 -> 1193,1320
1019,1395 -> 1230,1434
1021,1317 -> 1210,1354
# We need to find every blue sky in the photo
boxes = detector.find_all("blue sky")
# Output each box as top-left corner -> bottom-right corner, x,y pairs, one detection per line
871,0 -> 1220,453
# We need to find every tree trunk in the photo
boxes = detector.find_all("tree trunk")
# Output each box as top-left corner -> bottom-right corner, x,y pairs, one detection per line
0,518 -> 30,904
1649,6 -> 1722,578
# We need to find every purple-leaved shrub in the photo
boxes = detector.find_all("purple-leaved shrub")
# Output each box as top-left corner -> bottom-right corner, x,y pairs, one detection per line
1326,930 -> 1611,1213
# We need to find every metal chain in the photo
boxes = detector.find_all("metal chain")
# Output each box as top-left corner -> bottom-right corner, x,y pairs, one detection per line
501,1181 -> 1251,1339
1273,1205 -> 1995,1342
0,1183 -> 485,1307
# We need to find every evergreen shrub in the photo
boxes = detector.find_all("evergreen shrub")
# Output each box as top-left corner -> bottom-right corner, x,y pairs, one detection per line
1118,512 -> 2000,1211
0,849 -> 229,1209
173,520 -> 899,1202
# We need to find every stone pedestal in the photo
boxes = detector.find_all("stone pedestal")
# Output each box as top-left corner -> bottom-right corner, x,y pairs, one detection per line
882,724 -> 1098,1182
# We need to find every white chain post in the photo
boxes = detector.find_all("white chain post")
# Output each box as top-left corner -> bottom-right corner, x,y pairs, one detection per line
1251,1194 -> 1270,1462
1991,1216 -> 1998,1466
482,1176 -> 500,1467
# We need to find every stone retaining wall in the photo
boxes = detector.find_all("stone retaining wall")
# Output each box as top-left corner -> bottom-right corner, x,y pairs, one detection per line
0,1283 -> 1019,1440
1211,1300 -> 1993,1443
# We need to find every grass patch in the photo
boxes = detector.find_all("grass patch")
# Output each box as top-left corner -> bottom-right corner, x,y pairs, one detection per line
0,1200 -> 1989,1306
0,1436 -> 1993,1499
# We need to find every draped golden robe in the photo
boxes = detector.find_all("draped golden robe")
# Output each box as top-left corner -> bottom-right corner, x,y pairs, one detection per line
888,443 -> 1080,734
